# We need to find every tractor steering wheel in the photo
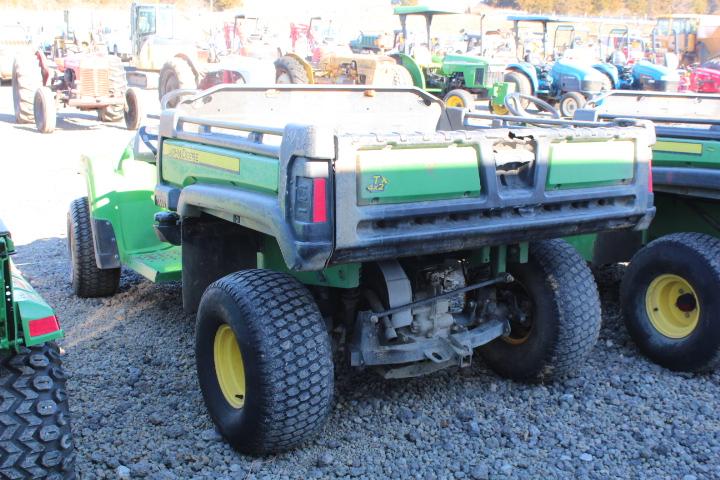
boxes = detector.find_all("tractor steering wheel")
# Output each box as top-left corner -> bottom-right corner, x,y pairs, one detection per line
505,93 -> 561,119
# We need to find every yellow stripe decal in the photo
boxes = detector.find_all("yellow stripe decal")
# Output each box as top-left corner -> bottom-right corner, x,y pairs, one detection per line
163,144 -> 240,171
653,141 -> 703,155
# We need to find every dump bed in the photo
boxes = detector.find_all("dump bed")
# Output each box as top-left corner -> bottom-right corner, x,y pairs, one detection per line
155,85 -> 655,271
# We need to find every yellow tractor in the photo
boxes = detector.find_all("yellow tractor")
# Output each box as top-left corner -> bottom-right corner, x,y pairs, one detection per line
652,14 -> 720,65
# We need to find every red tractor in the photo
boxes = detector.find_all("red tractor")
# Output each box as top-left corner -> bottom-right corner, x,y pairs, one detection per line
688,56 -> 720,92
12,49 -> 141,134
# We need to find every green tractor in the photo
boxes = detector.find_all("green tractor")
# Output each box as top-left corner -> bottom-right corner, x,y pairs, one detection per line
564,91 -> 720,372
68,85 -> 654,454
0,219 -> 74,476
392,5 -> 509,112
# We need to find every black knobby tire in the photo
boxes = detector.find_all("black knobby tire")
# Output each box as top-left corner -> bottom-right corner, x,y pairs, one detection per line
480,239 -> 602,381
12,55 -> 42,124
98,56 -> 127,123
67,197 -> 120,298
559,91 -> 586,117
196,269 -> 334,454
33,87 -> 56,134
158,57 -> 197,107
124,87 -> 142,130
620,233 -> 720,372
503,70 -> 532,108
275,55 -> 310,84
0,342 -> 75,478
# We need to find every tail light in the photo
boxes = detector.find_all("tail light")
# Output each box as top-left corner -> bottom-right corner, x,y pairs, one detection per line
648,156 -> 653,193
312,178 -> 328,223
28,315 -> 60,337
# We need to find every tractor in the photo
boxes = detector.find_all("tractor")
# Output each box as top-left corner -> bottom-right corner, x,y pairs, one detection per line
652,14 -> 720,66
504,15 -> 609,117
593,26 -> 680,92
391,5 -> 507,111
12,49 -> 142,134
0,218 -> 74,476
687,55 -> 720,92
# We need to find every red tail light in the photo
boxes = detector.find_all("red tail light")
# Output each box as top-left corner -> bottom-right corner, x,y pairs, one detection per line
28,315 -> 60,337
648,156 -> 653,193
312,178 -> 328,223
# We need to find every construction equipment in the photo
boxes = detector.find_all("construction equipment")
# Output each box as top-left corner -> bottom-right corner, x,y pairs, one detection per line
12,50 -> 142,133
565,91 -> 720,372
652,14 -> 720,66
392,5 -> 507,110
69,84 -> 654,453
505,15 -> 610,117
0,218 -> 74,477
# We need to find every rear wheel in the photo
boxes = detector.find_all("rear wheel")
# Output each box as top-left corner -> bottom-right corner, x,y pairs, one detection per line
600,73 -> 613,91
0,342 -> 75,478
480,239 -> 601,380
67,197 -> 120,297
621,233 -> 720,371
124,87 -> 142,130
159,57 -> 197,107
98,56 -> 127,122
196,269 -> 334,454
12,55 -> 42,124
503,70 -> 532,107
275,55 -> 310,84
33,87 -> 56,134
443,89 -> 475,109
558,91 -> 586,117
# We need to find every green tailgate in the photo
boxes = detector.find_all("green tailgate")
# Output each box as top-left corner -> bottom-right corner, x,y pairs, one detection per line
357,146 -> 481,205
161,140 -> 279,192
547,140 -> 636,189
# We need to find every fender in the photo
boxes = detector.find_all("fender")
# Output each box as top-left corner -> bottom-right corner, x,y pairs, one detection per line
390,53 -> 425,89
174,53 -> 201,84
593,62 -> 619,88
506,62 -> 538,93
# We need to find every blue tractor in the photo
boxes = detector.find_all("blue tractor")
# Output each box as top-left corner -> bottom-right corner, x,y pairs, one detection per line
593,27 -> 680,92
503,15 -> 609,116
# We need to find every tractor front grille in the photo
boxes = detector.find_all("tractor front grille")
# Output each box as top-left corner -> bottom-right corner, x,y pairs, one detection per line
77,68 -> 110,97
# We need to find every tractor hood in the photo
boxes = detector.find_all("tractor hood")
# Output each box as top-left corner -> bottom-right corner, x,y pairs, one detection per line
632,60 -> 680,82
552,59 -> 605,80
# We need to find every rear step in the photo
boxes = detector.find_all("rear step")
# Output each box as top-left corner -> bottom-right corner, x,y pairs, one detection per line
125,247 -> 182,282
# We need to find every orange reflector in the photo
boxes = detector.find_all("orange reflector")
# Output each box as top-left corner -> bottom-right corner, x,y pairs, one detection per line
28,316 -> 60,337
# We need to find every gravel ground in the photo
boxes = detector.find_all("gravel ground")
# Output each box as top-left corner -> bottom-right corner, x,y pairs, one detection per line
1,83 -> 719,480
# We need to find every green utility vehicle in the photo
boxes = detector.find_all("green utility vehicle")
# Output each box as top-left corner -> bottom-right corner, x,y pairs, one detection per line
68,85 -> 654,454
393,6 -> 508,111
566,91 -> 720,372
0,219 -> 74,477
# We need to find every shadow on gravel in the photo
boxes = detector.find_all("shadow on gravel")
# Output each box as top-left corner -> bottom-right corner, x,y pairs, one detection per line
0,111 -> 129,132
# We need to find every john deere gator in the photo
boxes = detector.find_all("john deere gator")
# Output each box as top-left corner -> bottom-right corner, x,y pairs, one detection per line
0,219 -> 74,477
68,85 -> 654,454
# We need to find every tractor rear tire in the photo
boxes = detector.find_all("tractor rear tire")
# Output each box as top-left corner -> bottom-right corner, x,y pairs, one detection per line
503,70 -> 531,108
98,55 -> 127,122
600,73 -> 613,91
559,91 -> 586,117
12,55 -> 42,124
443,89 -> 475,109
372,63 -> 413,87
67,197 -> 120,298
0,342 -> 75,478
621,233 -> 720,372
33,87 -> 56,134
159,57 -> 197,107
124,87 -> 142,130
480,239 -> 601,381
275,55 -> 309,84
196,269 -> 334,454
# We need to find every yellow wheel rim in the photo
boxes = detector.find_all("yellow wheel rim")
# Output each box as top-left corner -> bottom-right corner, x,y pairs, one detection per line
490,102 -> 509,115
445,95 -> 465,108
214,324 -> 246,409
645,274 -> 700,339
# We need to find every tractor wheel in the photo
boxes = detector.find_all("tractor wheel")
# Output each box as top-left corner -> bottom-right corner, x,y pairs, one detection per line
558,91 -> 586,117
124,87 -> 142,130
159,57 -> 197,107
621,233 -> 720,372
33,87 -> 56,134
98,56 -> 127,122
372,63 -> 413,87
67,197 -> 120,298
489,99 -> 509,115
600,73 -> 613,91
0,342 -> 75,477
503,70 -> 532,107
12,55 -> 42,124
390,64 -> 413,86
480,239 -> 601,381
195,269 -> 334,454
275,55 -> 309,84
443,89 -> 475,109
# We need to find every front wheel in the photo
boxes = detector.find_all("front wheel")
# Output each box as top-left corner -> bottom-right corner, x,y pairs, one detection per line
0,342 -> 75,477
33,87 -> 56,134
124,87 -> 142,130
443,89 -> 475,109
621,233 -> 720,372
196,269 -> 334,454
558,91 -> 586,117
480,239 -> 602,381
